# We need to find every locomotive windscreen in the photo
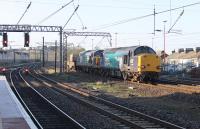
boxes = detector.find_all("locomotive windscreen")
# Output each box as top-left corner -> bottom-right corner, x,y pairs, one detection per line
134,46 -> 156,55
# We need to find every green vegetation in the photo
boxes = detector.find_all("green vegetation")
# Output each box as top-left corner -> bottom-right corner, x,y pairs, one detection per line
83,82 -> 133,98
46,68 -> 79,82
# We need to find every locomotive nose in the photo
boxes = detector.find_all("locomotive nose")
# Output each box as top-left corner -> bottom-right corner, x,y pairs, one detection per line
138,54 -> 161,72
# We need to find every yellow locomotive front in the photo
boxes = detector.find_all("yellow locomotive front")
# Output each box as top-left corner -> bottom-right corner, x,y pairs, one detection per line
137,54 -> 161,81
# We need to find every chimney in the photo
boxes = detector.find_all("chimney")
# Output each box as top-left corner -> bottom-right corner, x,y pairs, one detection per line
196,47 -> 200,53
178,48 -> 184,53
172,49 -> 175,54
185,48 -> 194,53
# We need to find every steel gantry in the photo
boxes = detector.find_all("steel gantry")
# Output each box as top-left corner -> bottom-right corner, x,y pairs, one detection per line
0,24 -> 63,72
64,31 -> 112,37
0,25 -> 112,72
63,31 -> 112,72
63,31 -> 112,47
0,24 -> 61,32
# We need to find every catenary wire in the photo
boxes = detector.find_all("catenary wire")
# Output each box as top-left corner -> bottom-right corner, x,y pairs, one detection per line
37,0 -> 74,25
90,1 -> 200,31
63,5 -> 79,29
73,2 -> 86,30
17,1 -> 32,24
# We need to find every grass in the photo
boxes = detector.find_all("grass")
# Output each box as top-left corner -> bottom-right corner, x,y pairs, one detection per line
45,68 -> 132,96
46,68 -> 80,82
83,82 -> 134,98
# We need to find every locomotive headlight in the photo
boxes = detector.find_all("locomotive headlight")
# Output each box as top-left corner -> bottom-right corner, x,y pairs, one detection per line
141,65 -> 146,69
156,66 -> 161,69
2,68 -> 6,72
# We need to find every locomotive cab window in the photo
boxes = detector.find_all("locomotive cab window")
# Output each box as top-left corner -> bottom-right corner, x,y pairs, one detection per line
134,46 -> 156,55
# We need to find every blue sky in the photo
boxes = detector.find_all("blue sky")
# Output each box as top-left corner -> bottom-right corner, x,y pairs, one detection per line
0,0 -> 200,53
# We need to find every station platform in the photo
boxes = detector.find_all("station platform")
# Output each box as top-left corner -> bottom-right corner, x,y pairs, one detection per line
0,76 -> 37,129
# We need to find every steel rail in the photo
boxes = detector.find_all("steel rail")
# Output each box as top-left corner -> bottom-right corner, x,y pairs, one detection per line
19,69 -> 86,129
158,77 -> 200,86
10,69 -> 86,129
31,69 -> 185,129
29,71 -> 145,129
9,69 -> 43,129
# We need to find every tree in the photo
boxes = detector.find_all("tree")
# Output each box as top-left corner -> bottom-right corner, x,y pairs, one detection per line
66,46 -> 85,61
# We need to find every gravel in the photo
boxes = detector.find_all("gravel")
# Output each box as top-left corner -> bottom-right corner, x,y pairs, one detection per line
40,69 -> 200,129
26,76 -> 122,129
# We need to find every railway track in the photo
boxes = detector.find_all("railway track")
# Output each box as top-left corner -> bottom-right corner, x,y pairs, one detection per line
9,68 -> 86,129
129,80 -> 200,94
159,77 -> 200,86
28,68 -> 185,129
34,63 -> 200,87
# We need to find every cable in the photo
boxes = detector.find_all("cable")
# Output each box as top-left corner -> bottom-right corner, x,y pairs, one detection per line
73,2 -> 87,30
168,9 -> 184,33
63,5 -> 79,29
76,13 -> 86,30
37,0 -> 74,25
91,2 -> 200,30
17,2 -> 32,24
95,37 -> 105,48
92,14 -> 153,30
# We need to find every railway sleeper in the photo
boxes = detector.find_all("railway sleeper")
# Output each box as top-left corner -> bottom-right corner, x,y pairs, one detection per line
135,122 -> 163,128
121,115 -> 142,121
128,118 -> 146,122
39,119 -> 67,123
116,125 -> 131,129
33,71 -> 185,129
44,124 -> 68,127
119,117 -> 145,124
102,107 -> 125,113
146,128 -> 166,129
108,110 -> 163,128
119,116 -> 133,119
140,125 -> 164,129
129,117 -> 144,120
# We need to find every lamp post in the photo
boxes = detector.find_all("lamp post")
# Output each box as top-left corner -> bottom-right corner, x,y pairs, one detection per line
163,20 -> 167,71
115,32 -> 118,47
163,20 -> 167,70
55,40 -> 57,73
163,20 -> 167,67
155,20 -> 167,71
42,37 -> 45,67
92,39 -> 94,50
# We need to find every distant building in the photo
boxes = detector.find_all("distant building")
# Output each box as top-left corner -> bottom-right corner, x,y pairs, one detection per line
156,50 -> 169,63
166,47 -> 200,72
0,49 -> 37,63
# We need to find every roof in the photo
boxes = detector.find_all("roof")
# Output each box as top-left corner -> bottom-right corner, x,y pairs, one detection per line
167,51 -> 200,60
104,46 -> 139,53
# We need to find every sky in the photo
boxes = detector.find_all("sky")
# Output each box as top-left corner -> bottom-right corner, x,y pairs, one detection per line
0,0 -> 200,54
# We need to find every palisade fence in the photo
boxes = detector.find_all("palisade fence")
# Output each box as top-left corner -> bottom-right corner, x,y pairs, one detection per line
0,49 -> 40,64
0,48 -> 61,67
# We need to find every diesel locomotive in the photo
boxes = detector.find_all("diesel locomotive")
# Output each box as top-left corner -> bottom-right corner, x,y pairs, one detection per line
76,46 -> 161,82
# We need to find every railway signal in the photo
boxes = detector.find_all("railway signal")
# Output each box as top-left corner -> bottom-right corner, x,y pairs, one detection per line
24,32 -> 29,47
2,32 -> 8,47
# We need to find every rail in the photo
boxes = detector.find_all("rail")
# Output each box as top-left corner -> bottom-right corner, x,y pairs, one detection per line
31,69 -> 185,129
